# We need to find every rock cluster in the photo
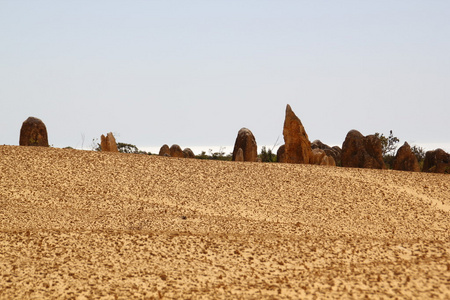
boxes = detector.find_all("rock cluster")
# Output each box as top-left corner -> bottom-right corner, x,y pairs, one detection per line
423,149 -> 450,173
310,149 -> 336,166
278,106 -> 337,166
282,105 -> 312,164
100,132 -> 118,152
159,144 -> 195,158
392,142 -> 420,172
311,140 -> 341,166
232,128 -> 258,162
19,117 -> 49,147
341,130 -> 386,169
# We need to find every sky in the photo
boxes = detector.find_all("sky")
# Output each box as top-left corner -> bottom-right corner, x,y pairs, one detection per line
1,1 -> 449,154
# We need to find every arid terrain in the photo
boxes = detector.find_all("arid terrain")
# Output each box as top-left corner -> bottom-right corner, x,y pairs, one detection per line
1,145 -> 449,299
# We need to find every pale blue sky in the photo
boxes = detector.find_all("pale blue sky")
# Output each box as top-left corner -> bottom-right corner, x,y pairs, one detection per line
1,1 -> 449,153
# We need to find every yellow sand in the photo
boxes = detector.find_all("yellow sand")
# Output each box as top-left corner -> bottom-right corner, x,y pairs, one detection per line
0,145 -> 449,299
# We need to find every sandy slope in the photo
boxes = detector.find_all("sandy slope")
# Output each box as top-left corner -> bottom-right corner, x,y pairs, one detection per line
0,145 -> 449,299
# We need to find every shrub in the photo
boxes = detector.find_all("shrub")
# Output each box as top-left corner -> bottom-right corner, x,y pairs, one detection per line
374,130 -> 399,157
195,147 -> 232,161
91,138 -> 101,151
259,146 -> 277,162
411,145 -> 426,163
117,142 -> 151,155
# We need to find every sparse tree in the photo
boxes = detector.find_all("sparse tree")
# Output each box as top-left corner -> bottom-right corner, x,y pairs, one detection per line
375,130 -> 399,157
211,147 -> 232,161
411,145 -> 426,163
117,142 -> 151,155
117,142 -> 139,154
91,138 -> 101,151
375,130 -> 399,169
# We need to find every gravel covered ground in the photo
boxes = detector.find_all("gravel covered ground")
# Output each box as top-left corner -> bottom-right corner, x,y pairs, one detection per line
1,145 -> 449,299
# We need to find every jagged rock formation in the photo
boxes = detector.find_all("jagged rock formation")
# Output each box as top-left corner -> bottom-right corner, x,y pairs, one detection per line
282,105 -> 312,164
19,117 -> 49,147
422,149 -> 450,173
232,128 -> 258,162
392,142 -> 420,172
100,132 -> 118,152
341,130 -> 386,169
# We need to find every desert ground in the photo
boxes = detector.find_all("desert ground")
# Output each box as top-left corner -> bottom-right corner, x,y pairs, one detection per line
0,145 -> 449,299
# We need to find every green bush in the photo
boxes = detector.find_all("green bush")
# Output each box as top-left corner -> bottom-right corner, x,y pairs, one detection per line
195,148 -> 232,161
411,145 -> 426,163
374,130 -> 399,157
117,142 -> 151,155
259,146 -> 277,162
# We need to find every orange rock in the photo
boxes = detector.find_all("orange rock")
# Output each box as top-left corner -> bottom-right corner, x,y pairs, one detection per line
169,144 -> 184,158
423,148 -> 450,173
277,145 -> 286,163
100,132 -> 118,152
311,140 -> 341,166
321,155 -> 336,166
159,144 -> 170,156
393,142 -> 420,172
19,117 -> 49,147
282,105 -> 312,164
235,148 -> 244,162
310,148 -> 336,166
183,148 -> 195,158
341,130 -> 385,169
310,148 -> 326,165
232,128 -> 257,162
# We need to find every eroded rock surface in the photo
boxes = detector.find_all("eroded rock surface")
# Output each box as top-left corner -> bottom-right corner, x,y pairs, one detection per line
277,145 -> 286,163
232,128 -> 257,162
159,144 -> 170,156
423,148 -> 450,173
100,132 -> 118,152
311,140 -> 341,166
169,144 -> 185,158
310,148 -> 326,165
233,148 -> 243,162
282,105 -> 312,164
19,117 -> 49,147
310,148 -> 336,166
341,130 -> 385,169
393,142 -> 420,172
183,148 -> 195,159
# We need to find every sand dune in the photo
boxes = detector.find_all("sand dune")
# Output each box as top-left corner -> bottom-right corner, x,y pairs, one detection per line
1,145 -> 449,299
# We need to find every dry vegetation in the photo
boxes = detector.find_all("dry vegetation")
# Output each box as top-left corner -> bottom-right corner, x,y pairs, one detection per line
1,145 -> 449,299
